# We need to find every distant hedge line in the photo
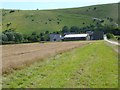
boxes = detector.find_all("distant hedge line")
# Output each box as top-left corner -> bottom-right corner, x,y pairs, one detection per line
0,30 -> 51,45
0,24 -> 120,44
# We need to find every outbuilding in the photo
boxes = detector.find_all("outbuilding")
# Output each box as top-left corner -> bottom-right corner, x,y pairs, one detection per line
49,34 -> 62,41
63,34 -> 90,41
86,31 -> 104,40
92,31 -> 104,40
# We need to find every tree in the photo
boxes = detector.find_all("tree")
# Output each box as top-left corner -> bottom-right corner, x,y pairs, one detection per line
40,32 -> 43,36
44,34 -> 50,41
40,37 -> 44,41
83,22 -> 85,25
28,35 -> 38,42
32,32 -> 37,35
40,33 -> 44,41
14,32 -> 23,42
2,33 -> 8,41
93,7 -> 96,10
23,34 -> 28,41
5,31 -> 15,41
61,26 -> 69,34
45,31 -> 49,34
70,26 -> 79,33
57,22 -> 60,24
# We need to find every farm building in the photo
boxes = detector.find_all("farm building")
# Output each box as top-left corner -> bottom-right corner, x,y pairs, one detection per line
92,31 -> 104,40
86,31 -> 104,40
86,31 -> 94,40
49,34 -> 62,41
63,34 -> 90,41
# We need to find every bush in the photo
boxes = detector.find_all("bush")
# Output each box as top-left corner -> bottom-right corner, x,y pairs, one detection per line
83,22 -> 85,24
70,26 -> 79,33
57,22 -> 60,24
32,32 -> 37,35
14,32 -> 23,42
9,10 -> 15,13
61,26 -> 69,34
2,33 -> 8,41
106,33 -> 114,39
118,37 -> 120,40
93,7 -> 96,10
45,31 -> 49,34
48,19 -> 52,21
1,30 -> 23,44
44,34 -> 50,41
28,32 -> 39,42
6,22 -> 11,27
5,31 -> 15,41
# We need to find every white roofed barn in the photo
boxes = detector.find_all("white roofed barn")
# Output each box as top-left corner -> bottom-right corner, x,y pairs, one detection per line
63,34 -> 90,41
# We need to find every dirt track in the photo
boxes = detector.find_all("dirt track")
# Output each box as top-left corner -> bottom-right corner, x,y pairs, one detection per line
2,41 -> 91,73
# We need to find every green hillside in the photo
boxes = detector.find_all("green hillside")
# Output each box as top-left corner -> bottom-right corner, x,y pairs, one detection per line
55,3 -> 118,23
2,3 -> 118,35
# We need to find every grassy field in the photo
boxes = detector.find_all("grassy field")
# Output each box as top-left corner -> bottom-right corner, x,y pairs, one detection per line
2,3 -> 118,35
2,41 -> 118,88
2,41 -> 90,74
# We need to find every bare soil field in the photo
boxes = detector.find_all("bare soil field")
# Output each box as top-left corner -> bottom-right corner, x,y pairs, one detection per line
2,41 -> 92,74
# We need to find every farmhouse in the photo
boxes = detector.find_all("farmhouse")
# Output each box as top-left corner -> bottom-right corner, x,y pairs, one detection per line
49,34 -> 62,41
63,34 -> 90,41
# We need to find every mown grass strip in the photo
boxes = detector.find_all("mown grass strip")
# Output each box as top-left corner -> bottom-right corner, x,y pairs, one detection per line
2,41 -> 118,88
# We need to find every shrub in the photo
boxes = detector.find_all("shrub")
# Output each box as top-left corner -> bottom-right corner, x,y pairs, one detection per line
109,18 -> 113,22
28,35 -> 39,42
48,19 -> 52,21
2,33 -> 8,41
106,33 -> 114,39
61,26 -> 69,34
93,7 -> 96,10
6,22 -> 11,27
118,37 -> 120,40
14,32 -> 23,42
32,32 -> 37,35
40,33 -> 43,37
1,30 -> 23,44
57,22 -> 60,24
9,10 -> 15,13
44,34 -> 50,41
45,31 -> 49,34
70,26 -> 79,33
83,22 -> 85,24
86,10 -> 88,12
5,31 -> 15,41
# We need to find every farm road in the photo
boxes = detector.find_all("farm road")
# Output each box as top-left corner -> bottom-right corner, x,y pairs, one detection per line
104,35 -> 120,46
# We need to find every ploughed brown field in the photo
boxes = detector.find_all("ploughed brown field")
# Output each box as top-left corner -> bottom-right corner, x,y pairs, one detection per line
2,41 -> 92,74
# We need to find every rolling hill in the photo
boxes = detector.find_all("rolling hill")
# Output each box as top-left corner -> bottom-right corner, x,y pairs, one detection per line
2,3 -> 118,35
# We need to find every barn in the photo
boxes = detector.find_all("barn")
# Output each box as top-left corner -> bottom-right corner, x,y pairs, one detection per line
63,34 -> 90,41
49,34 -> 62,41
86,31 -> 104,40
92,31 -> 104,40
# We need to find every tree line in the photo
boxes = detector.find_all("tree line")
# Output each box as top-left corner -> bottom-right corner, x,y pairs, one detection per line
61,25 -> 120,36
0,23 -> 120,44
0,30 -> 51,44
